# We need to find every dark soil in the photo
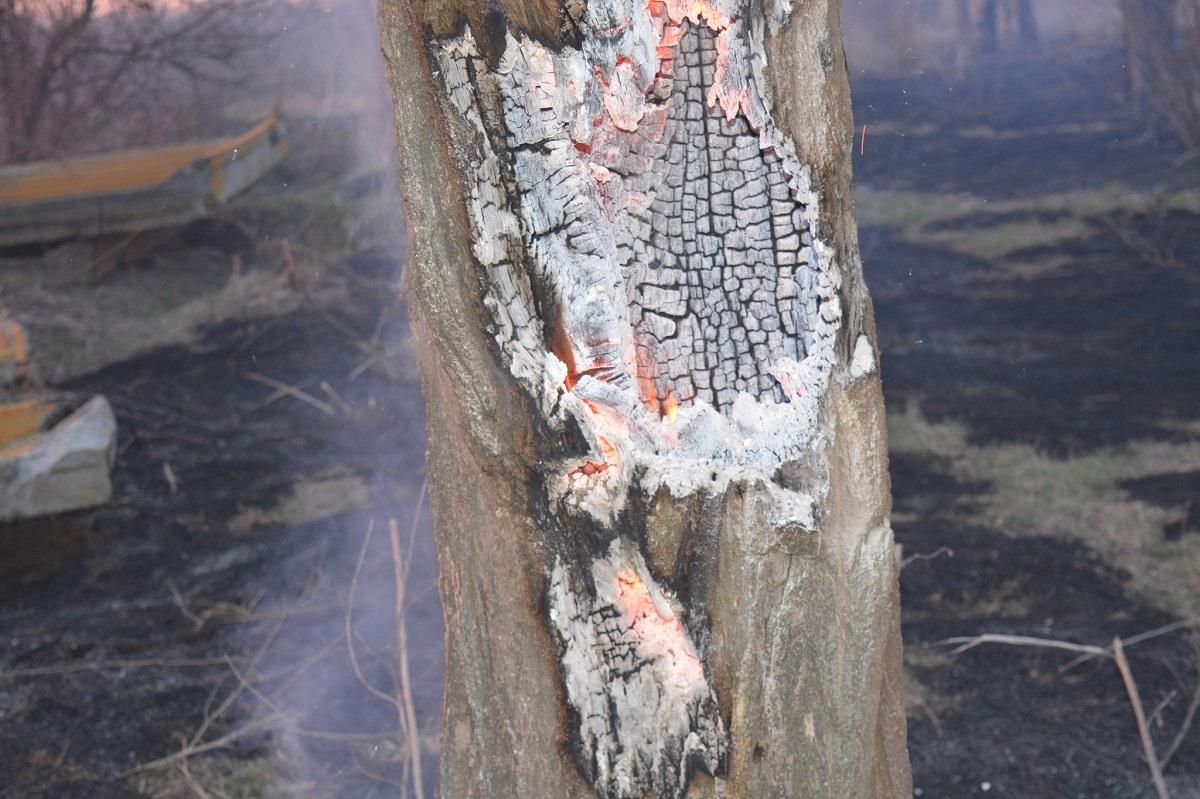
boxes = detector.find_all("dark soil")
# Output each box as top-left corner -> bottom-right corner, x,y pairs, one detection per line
894,455 -> 1200,798
865,217 -> 1200,456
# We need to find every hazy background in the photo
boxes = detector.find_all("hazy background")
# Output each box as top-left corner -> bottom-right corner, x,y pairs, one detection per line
1,1 -> 1198,797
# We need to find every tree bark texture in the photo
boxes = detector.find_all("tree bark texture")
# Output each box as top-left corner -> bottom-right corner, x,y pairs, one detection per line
377,1 -> 911,796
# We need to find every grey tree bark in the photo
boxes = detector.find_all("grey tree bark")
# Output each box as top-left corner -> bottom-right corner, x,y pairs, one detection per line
377,1 -> 911,796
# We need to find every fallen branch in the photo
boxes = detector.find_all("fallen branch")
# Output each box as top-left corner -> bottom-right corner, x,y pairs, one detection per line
935,633 -> 1107,658
1114,637 -> 1170,799
244,371 -> 336,416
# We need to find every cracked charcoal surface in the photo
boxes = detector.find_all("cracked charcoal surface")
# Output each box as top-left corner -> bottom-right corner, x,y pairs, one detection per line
626,25 -> 819,412
549,546 -> 725,799
433,12 -> 836,799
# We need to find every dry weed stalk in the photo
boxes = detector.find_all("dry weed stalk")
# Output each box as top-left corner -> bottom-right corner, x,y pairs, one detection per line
1113,637 -> 1170,799
345,489 -> 428,799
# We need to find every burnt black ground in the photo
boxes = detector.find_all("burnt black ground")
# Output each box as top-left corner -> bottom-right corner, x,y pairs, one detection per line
0,242 -> 442,797
860,49 -> 1200,799
1120,471 -> 1200,541
893,456 -> 1200,798
866,219 -> 1200,456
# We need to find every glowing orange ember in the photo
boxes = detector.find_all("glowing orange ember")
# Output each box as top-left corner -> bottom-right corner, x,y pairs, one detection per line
615,569 -> 675,621
611,567 -> 704,683
550,316 -> 580,390
616,569 -> 645,594
635,345 -> 662,416
663,392 -> 678,423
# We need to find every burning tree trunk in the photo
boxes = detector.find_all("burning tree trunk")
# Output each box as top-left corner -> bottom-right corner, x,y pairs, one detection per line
377,1 -> 911,796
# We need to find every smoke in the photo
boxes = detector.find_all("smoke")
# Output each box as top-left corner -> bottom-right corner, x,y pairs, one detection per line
214,2 -> 441,794
841,0 -> 1122,77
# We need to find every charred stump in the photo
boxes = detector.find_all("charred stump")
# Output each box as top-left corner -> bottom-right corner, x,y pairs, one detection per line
377,1 -> 911,796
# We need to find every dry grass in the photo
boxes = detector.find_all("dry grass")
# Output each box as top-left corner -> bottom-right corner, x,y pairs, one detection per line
889,404 -> 1200,618
229,471 -> 371,536
0,183 -> 384,382
855,185 -> 1200,278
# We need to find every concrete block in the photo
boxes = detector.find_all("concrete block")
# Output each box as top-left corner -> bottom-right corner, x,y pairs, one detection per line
0,395 -> 117,521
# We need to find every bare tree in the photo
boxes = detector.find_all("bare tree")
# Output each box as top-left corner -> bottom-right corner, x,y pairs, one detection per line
1121,0 -> 1200,152
378,0 -> 911,796
975,0 -> 1039,53
0,0 -> 271,163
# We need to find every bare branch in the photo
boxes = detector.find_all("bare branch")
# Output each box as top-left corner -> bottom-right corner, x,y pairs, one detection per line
1114,637 -> 1171,799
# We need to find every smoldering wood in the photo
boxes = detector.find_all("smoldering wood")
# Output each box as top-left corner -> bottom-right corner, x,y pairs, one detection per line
378,0 -> 911,796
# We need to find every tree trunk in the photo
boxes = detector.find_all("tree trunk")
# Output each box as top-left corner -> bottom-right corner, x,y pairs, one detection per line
977,0 -> 1000,54
1012,0 -> 1039,48
376,1 -> 911,796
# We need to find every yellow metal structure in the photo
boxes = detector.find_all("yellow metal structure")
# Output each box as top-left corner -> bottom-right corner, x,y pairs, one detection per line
0,398 -> 55,460
0,320 -> 28,383
0,116 -> 286,248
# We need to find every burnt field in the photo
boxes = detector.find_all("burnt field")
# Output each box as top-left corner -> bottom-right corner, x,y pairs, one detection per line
857,49 -> 1200,798
1,45 -> 1199,799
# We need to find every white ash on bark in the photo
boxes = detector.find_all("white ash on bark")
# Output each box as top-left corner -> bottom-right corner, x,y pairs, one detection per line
549,539 -> 725,799
426,1 -> 879,797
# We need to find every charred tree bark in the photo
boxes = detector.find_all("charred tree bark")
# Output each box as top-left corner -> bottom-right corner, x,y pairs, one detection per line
377,1 -> 911,796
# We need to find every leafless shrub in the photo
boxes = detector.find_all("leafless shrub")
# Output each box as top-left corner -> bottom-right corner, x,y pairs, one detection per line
1120,0 -> 1200,152
0,0 -> 275,163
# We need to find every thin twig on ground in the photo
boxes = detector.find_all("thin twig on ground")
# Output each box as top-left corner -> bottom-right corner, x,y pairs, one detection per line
936,633 -> 1108,657
176,755 -> 216,799
166,579 -> 258,631
1148,690 -> 1179,730
167,578 -> 207,629
244,371 -> 336,416
1060,618 -> 1200,672
185,622 -> 284,751
346,521 -> 403,714
935,625 -> 1200,795
900,546 -> 953,570
121,714 -> 289,778
320,380 -> 356,414
1114,637 -> 1170,799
